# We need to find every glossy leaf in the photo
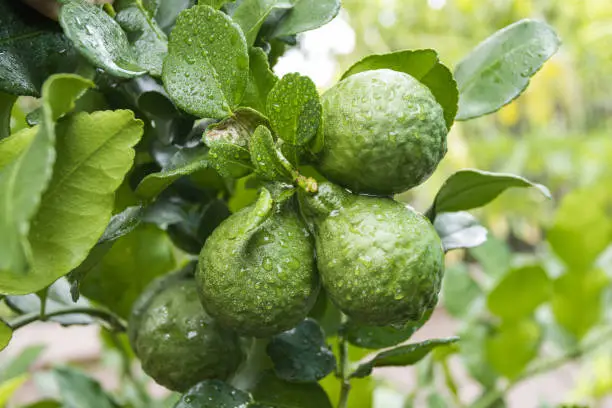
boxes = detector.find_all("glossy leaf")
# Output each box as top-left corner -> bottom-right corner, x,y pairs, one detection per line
485,319 -> 541,379
271,0 -> 341,38
433,211 -> 488,252
0,75 -> 93,284
155,0 -> 195,34
0,92 -> 16,140
115,0 -> 169,76
345,308 -> 433,350
341,49 -> 458,128
233,0 -> 293,46
487,265 -> 551,321
552,269 -> 608,340
2,111 -> 143,295
98,206 -> 144,243
250,125 -> 294,182
0,320 -> 11,352
174,380 -> 251,408
136,145 -> 209,199
53,367 -> 120,408
430,169 -> 551,217
162,5 -> 249,118
547,189 -> 612,270
79,224 -> 176,318
455,19 -> 560,120
351,337 -> 459,378
251,371 -> 333,408
267,73 -> 322,149
59,1 -> 145,78
0,1 -> 79,96
6,279 -> 93,326
441,264 -> 482,318
267,318 -> 336,383
241,47 -> 279,113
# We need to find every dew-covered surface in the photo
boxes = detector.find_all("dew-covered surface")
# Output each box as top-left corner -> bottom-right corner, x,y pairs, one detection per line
305,182 -> 444,326
198,198 -> 319,338
318,69 -> 448,195
133,279 -> 244,392
162,5 -> 249,119
175,380 -> 251,408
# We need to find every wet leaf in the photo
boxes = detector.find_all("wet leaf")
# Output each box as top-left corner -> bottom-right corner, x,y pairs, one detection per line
430,169 -> 551,218
98,206 -> 144,243
59,1 -> 145,78
251,371 -> 333,408
233,0 -> 293,46
267,318 -> 336,383
0,1 -> 79,96
271,0 -> 340,38
455,19 -> 560,120
250,125 -> 294,182
351,337 -> 459,378
162,5 -> 249,118
433,211 -> 487,252
241,47 -> 279,113
341,49 -> 458,128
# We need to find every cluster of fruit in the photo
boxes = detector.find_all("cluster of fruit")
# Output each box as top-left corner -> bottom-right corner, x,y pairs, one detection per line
130,68 -> 448,391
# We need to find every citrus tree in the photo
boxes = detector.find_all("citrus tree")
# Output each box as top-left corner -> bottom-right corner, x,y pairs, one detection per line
0,1 -> 561,407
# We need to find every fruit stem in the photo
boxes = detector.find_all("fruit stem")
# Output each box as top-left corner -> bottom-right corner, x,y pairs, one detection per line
295,174 -> 318,194
7,306 -> 127,332
337,313 -> 351,408
229,338 -> 272,392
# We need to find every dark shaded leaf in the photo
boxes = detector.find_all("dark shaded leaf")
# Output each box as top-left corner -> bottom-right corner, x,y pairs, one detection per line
434,211 -> 488,252
455,19 -> 560,120
155,0 -> 195,34
0,92 -> 16,140
267,319 -> 336,383
59,1 -> 145,78
251,371 -> 333,408
351,337 -> 459,378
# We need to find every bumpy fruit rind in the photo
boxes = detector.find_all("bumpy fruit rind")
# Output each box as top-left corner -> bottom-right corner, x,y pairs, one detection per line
318,69 -> 448,195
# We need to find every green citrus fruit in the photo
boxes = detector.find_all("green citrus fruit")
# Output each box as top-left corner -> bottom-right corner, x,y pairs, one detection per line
301,182 -> 444,326
129,272 -> 244,392
317,69 -> 447,195
197,191 -> 319,337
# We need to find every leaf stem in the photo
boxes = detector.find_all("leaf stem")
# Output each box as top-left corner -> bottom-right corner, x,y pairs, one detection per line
8,306 -> 127,332
337,314 -> 351,408
472,326 -> 612,408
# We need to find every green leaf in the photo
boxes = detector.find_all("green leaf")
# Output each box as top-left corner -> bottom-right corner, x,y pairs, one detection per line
320,369 -> 372,408
0,375 -> 28,406
345,308 -> 433,350
0,345 -> 45,382
233,0 -> 293,46
99,206 -> 144,243
79,224 -> 176,318
241,47 -> 279,113
199,0 -> 233,9
271,0 -> 340,38
136,145 -> 209,199
115,0 -> 169,76
431,169 -> 551,217
487,265 -> 551,321
341,49 -> 458,129
267,73 -> 322,151
552,269 -> 608,340
468,236 -> 511,279
0,92 -> 17,140
441,263 -> 482,318
162,5 -> 249,118
1,110 -> 143,295
6,279 -> 93,326
21,401 -> 61,408
458,321 -> 498,388
433,211 -> 487,252
53,366 -> 120,408
174,380 -> 251,408
455,19 -> 560,121
267,318 -> 336,383
250,125 -> 294,182
547,189 -> 612,270
0,1 -> 79,96
0,320 -> 11,352
59,1 -> 145,78
155,0 -> 195,34
351,337 -> 459,378
251,371 -> 333,408
0,75 -> 93,283
485,319 -> 541,379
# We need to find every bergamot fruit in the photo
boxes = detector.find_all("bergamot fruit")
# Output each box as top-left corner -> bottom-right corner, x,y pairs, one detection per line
128,270 -> 244,392
301,182 -> 444,326
197,188 -> 319,337
317,69 -> 448,195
